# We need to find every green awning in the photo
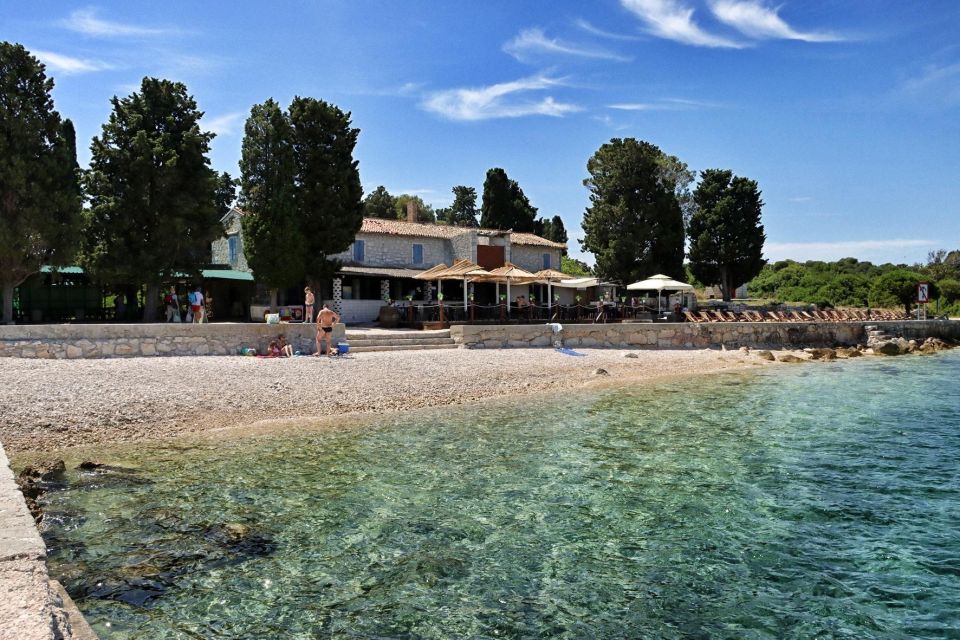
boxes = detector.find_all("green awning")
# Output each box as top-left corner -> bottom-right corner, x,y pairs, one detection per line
201,269 -> 254,281
40,266 -> 84,274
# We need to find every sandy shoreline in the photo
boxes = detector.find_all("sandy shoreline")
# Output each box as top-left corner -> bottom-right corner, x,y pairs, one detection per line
0,347 -> 792,455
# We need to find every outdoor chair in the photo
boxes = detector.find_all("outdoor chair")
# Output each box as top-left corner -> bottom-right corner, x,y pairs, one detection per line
684,311 -> 702,323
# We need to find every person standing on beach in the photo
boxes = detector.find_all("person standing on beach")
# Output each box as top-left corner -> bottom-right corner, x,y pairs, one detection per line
304,286 -> 315,323
315,303 -> 341,356
190,287 -> 204,324
164,287 -> 179,322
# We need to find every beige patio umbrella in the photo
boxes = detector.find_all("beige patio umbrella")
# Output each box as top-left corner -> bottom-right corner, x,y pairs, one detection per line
413,263 -> 451,302
475,262 -> 537,310
429,259 -> 491,311
626,274 -> 694,313
531,268 -> 572,313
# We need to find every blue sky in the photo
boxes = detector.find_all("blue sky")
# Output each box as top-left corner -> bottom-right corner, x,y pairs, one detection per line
7,1 -> 959,267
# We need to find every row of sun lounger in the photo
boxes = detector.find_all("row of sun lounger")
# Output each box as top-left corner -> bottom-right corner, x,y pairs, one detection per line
683,309 -> 911,323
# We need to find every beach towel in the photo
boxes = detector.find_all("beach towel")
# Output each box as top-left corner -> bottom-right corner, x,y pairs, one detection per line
555,347 -> 585,357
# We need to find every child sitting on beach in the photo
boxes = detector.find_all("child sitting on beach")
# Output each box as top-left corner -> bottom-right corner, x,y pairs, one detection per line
277,334 -> 294,357
268,340 -> 282,357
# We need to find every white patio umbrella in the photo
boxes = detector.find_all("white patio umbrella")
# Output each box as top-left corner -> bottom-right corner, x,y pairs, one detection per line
626,274 -> 694,313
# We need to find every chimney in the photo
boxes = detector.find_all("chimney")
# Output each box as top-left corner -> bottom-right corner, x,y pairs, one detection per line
406,200 -> 418,223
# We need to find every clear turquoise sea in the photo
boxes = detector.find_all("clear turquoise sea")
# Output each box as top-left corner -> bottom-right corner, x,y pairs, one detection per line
39,350 -> 960,639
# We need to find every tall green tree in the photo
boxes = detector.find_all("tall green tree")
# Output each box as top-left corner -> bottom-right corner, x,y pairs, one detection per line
656,153 -> 696,226
580,138 -> 685,285
214,171 -> 237,217
393,194 -> 435,222
362,185 -> 396,219
288,97 -> 364,280
868,270 -> 936,314
548,215 -> 568,247
687,169 -> 766,301
238,99 -> 303,290
0,43 -> 82,323
480,168 -> 537,232
438,185 -> 479,227
82,77 -> 220,321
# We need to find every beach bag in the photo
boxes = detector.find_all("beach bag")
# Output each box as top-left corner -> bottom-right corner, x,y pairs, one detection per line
265,313 -> 280,325
186,309 -> 193,323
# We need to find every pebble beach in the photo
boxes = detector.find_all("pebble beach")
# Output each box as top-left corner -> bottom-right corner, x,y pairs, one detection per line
0,347 -> 782,453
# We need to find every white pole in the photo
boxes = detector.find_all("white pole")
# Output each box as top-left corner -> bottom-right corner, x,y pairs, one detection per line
463,277 -> 468,312
548,281 -> 552,314
507,279 -> 512,316
438,279 -> 442,300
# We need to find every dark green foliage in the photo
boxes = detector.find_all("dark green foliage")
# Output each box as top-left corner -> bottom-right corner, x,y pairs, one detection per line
748,258 -> 898,307
437,185 -> 478,227
393,194 -> 434,222
924,249 -> 960,282
0,43 -> 82,323
548,215 -> 568,245
363,185 -> 396,219
687,169 -> 765,301
580,138 -> 685,285
938,279 -> 960,303
560,255 -> 591,276
240,97 -> 363,288
82,77 -> 219,321
238,99 -> 303,289
214,171 -> 238,217
480,168 -> 537,232
288,97 -> 364,280
868,269 -> 935,314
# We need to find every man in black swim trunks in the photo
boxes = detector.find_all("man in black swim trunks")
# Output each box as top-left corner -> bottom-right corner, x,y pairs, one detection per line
315,303 -> 341,356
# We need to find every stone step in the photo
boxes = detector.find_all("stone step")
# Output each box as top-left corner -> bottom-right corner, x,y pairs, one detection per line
344,337 -> 456,347
344,330 -> 450,340
348,343 -> 460,353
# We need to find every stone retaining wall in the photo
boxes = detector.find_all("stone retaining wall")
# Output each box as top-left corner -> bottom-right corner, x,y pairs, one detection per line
0,323 -> 345,359
451,320 -> 960,350
0,445 -> 74,639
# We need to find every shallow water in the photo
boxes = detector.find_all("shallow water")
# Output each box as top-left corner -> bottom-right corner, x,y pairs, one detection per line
39,351 -> 960,639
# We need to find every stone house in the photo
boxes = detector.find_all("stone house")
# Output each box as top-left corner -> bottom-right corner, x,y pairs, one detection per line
214,207 -> 567,323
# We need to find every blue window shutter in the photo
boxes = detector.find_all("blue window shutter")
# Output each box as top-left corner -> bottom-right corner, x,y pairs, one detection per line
543,253 -> 551,269
413,244 -> 423,264
354,240 -> 365,262
228,236 -> 238,264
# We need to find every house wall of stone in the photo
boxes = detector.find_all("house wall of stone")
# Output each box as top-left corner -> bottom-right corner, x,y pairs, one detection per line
450,230 -> 477,263
329,234 -> 451,268
510,245 -> 561,273
210,213 -> 250,272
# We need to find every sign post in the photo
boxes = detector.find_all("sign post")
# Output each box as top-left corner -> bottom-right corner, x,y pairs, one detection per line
918,283 -> 929,320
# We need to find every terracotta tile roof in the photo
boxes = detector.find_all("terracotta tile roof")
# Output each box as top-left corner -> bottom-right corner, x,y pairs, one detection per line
509,232 -> 566,249
359,218 -> 566,249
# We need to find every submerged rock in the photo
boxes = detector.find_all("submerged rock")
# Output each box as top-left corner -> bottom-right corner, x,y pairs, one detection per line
755,350 -> 775,361
805,348 -> 837,361
16,459 -> 66,522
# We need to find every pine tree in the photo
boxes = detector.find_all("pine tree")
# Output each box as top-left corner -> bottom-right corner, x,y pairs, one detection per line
687,169 -> 765,301
238,99 -> 304,289
82,77 -> 220,320
480,168 -> 537,232
581,139 -> 685,285
363,185 -> 396,219
289,97 -> 364,280
0,43 -> 82,323
443,185 -> 479,227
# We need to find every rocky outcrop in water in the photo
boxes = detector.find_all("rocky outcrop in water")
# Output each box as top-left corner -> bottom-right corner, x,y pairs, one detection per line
16,460 -> 66,523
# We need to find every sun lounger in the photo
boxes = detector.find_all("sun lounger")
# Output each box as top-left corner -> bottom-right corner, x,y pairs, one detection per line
684,311 -> 702,323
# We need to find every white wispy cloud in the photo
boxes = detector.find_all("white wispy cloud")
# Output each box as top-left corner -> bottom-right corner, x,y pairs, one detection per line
62,8 -> 179,38
620,0 -> 743,48
608,97 -> 722,110
709,0 -> 844,42
765,239 -> 935,261
898,61 -> 960,108
422,75 -> 581,121
573,18 -> 641,41
204,112 -> 245,136
32,49 -> 114,74
504,28 -> 631,62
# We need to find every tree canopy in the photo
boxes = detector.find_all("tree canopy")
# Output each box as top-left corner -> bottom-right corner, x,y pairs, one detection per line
437,185 -> 479,227
868,269 -> 936,314
580,138 -> 685,285
687,169 -> 766,301
239,96 -> 363,288
480,168 -> 537,232
0,42 -> 82,323
238,98 -> 303,289
393,194 -> 435,222
362,185 -> 396,219
82,77 -> 219,321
